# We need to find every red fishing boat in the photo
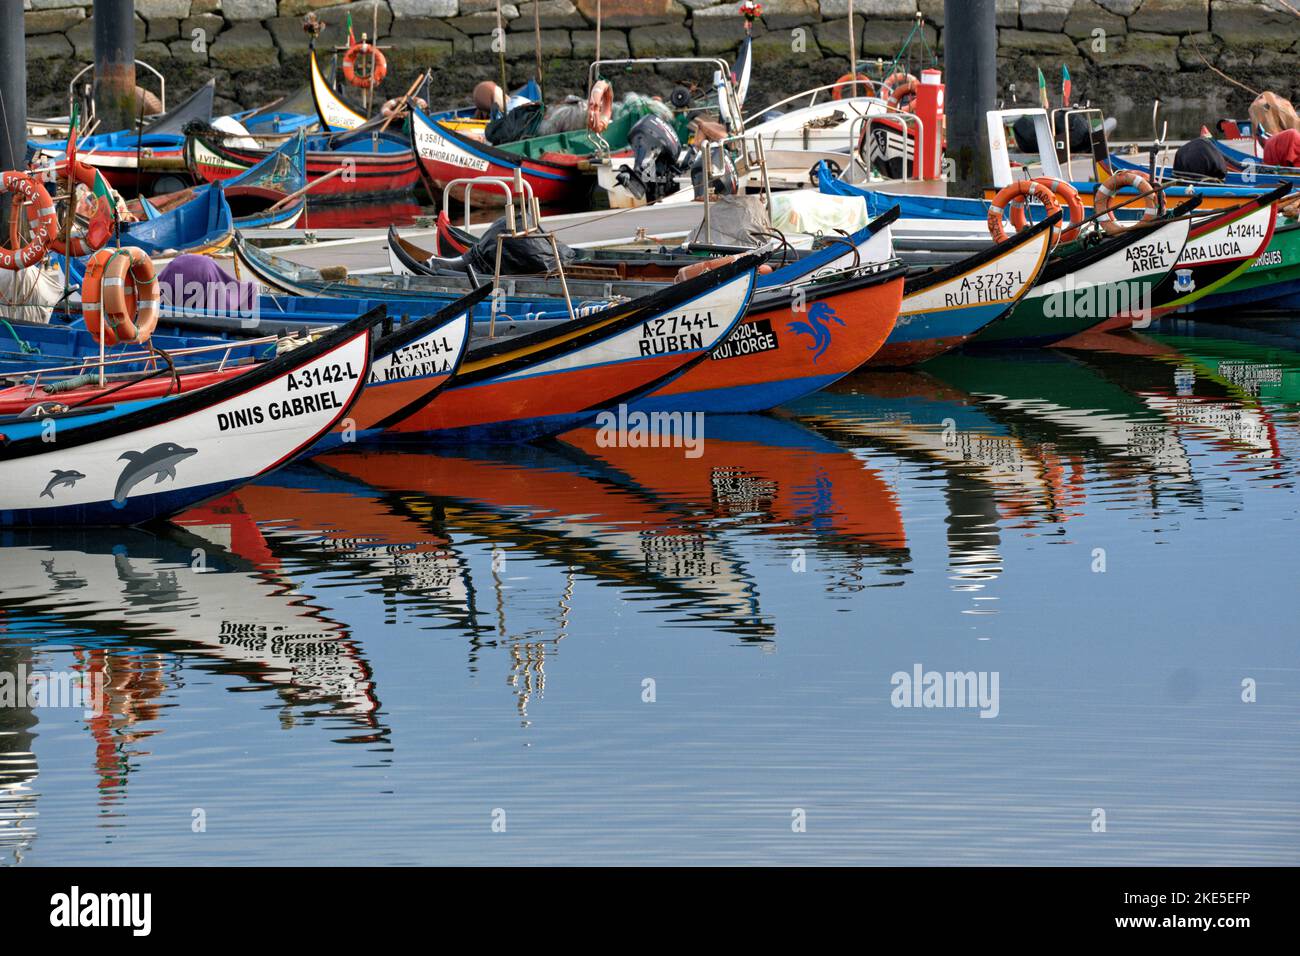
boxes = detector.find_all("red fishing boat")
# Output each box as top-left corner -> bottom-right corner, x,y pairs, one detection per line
631,263 -> 907,414
184,123 -> 419,202
382,254 -> 762,442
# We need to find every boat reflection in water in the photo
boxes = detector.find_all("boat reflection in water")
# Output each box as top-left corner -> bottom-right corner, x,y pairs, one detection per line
4,326 -> 1299,865
784,331 -> 1296,606
222,413 -> 910,720
0,523 -> 384,850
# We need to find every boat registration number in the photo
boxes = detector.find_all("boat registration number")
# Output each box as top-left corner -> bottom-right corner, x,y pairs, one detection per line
710,318 -> 779,360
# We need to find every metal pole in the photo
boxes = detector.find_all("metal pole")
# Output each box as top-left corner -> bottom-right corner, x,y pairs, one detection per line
0,2 -> 28,173
943,0 -> 995,197
94,0 -> 137,134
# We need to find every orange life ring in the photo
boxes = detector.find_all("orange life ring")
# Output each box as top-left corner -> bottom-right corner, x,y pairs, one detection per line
1023,177 -> 1085,242
41,160 -> 113,258
81,246 -> 159,346
988,180 -> 1062,244
881,72 -> 917,98
831,73 -> 874,99
887,79 -> 919,112
0,170 -> 57,271
342,42 -> 387,90
1094,170 -> 1157,236
587,80 -> 614,134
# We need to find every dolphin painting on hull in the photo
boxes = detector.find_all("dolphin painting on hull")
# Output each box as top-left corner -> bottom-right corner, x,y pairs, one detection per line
113,442 -> 198,507
40,469 -> 85,499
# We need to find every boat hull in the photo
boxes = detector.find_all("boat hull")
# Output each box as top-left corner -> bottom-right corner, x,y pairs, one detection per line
0,315 -> 376,527
632,268 -> 906,414
386,260 -> 758,442
185,127 -> 419,202
870,216 -> 1057,367
973,215 -> 1191,346
410,104 -> 589,207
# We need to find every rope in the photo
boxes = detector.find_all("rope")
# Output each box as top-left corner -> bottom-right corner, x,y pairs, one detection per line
1,319 -> 39,355
1187,35 -> 1261,97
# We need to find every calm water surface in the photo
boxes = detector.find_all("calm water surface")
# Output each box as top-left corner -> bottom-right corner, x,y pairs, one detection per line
2,322 -> 1298,866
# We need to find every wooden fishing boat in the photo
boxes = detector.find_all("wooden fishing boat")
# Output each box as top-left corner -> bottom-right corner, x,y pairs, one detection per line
629,259 -> 905,414
390,206 -> 900,284
409,102 -> 592,208
381,253 -> 762,442
1178,217 -> 1300,315
392,205 -> 904,287
871,212 -> 1059,367
232,230 -> 665,310
311,284 -> 488,451
184,121 -> 419,203
1083,185 -> 1285,333
0,307 -> 381,526
969,201 -> 1195,347
5,289 -> 487,454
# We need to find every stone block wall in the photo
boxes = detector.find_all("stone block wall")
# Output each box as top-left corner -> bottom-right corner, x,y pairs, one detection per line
21,1 -> 1300,134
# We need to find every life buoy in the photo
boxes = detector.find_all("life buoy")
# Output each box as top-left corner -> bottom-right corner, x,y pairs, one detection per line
342,42 -> 387,90
887,79 -> 919,112
831,73 -> 874,99
42,161 -> 113,258
81,246 -> 159,346
587,80 -> 614,134
0,171 -> 57,271
1025,177 -> 1085,242
881,72 -> 918,100
987,180 -> 1062,244
1094,170 -> 1157,236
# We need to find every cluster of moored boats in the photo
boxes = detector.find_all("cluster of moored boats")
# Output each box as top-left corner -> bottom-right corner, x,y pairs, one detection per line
3,13 -> 1299,528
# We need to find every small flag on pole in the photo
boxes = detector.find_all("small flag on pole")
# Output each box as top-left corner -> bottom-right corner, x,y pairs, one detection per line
1061,65 -> 1072,107
1037,67 -> 1050,111
346,12 -> 355,45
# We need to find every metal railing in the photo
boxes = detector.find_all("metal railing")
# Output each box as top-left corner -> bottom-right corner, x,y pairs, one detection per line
5,334 -> 285,401
66,60 -> 167,132
440,173 -> 575,333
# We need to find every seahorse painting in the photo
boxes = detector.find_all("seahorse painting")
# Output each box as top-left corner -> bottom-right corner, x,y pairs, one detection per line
786,302 -> 844,363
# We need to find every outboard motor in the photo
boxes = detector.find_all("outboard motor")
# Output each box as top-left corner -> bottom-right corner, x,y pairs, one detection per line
691,144 -> 738,199
615,114 -> 689,203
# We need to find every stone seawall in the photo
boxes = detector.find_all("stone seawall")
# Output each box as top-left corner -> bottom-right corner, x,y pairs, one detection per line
22,1 -> 1300,135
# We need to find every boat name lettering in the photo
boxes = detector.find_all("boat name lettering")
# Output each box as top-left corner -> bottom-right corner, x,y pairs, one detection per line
1181,239 -> 1244,264
416,130 -> 491,173
217,389 -> 344,431
639,311 -> 717,356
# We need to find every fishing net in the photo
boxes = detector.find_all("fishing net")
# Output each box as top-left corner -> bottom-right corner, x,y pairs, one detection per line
537,98 -> 587,137
614,93 -> 673,125
1249,92 -> 1300,135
